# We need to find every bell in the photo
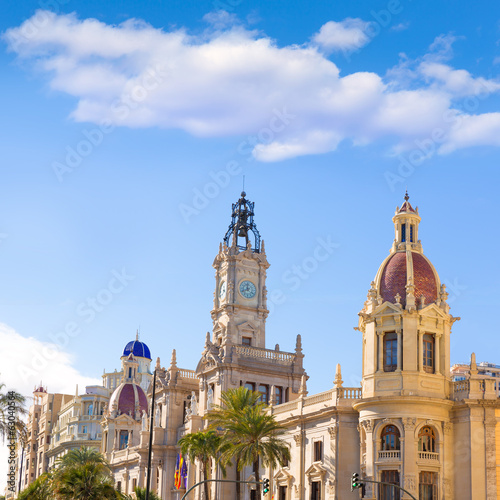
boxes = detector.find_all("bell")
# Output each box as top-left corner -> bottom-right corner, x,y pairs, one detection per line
238,226 -> 247,237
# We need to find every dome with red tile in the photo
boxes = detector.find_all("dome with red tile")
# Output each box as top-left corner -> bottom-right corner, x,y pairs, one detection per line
379,251 -> 438,307
109,382 -> 148,418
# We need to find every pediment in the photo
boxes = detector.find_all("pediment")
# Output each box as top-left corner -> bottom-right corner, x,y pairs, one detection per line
237,321 -> 257,333
419,303 -> 448,319
274,468 -> 293,483
305,462 -> 327,479
115,413 -> 136,424
373,301 -> 403,316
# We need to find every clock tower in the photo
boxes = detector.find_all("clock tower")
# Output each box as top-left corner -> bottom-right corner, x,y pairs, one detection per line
211,191 -> 269,348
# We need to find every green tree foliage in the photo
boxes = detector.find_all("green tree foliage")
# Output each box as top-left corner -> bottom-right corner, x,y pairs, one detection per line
16,473 -> 53,500
207,387 -> 290,497
52,446 -> 118,500
178,430 -> 223,500
206,386 -> 262,500
132,486 -> 162,500
0,380 -> 27,443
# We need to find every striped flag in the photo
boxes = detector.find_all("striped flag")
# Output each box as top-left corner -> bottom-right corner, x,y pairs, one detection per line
174,454 -> 186,489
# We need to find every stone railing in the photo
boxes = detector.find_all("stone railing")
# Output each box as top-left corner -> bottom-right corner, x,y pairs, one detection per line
178,369 -> 197,379
418,451 -> 439,461
452,380 -> 470,400
272,400 -> 299,414
340,387 -> 362,399
378,450 -> 401,460
233,346 -> 295,365
304,389 -> 334,406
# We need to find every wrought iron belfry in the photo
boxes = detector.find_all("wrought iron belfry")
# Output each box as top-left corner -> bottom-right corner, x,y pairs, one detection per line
223,191 -> 261,252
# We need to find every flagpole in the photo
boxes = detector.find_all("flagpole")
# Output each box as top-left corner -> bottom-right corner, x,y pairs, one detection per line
145,368 -> 157,500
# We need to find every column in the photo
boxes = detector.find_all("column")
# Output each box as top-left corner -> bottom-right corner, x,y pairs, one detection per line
378,332 -> 384,372
362,420 -> 375,500
396,330 -> 402,371
418,330 -> 424,372
434,334 -> 441,374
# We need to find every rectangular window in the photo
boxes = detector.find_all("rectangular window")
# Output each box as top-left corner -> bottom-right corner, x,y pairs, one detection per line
314,440 -> 323,462
410,225 -> 414,242
242,337 -> 252,346
82,425 -> 87,434
419,471 -> 437,500
401,224 -> 406,242
119,431 -> 129,450
245,382 -> 255,392
258,384 -> 269,403
423,334 -> 434,373
275,386 -> 283,405
384,333 -> 398,372
311,481 -> 321,500
379,470 -> 400,500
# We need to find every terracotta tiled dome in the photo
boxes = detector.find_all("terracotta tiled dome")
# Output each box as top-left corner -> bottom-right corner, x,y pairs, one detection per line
109,382 -> 148,418
379,251 -> 438,308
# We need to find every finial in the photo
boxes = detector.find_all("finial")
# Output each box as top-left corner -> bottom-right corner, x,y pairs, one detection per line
136,329 -> 139,341
205,331 -> 211,347
404,189 -> 409,202
75,384 -> 78,397
295,334 -> 302,354
470,352 -> 478,375
170,349 -> 177,368
334,363 -> 343,388
156,357 -> 161,370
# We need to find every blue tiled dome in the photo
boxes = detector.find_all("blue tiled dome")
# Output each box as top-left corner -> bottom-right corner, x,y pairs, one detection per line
122,339 -> 151,360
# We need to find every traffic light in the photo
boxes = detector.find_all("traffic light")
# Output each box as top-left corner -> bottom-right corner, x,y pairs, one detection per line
351,472 -> 362,491
262,477 -> 270,494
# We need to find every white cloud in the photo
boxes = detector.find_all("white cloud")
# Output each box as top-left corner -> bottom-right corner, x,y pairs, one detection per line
0,323 -> 102,493
312,18 -> 371,53
4,12 -> 500,161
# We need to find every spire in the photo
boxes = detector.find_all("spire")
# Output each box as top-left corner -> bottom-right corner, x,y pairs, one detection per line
223,191 -> 261,252
334,363 -> 343,388
136,329 -> 139,341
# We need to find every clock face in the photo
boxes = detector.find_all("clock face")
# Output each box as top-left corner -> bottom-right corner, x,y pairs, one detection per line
219,281 -> 226,299
239,280 -> 256,299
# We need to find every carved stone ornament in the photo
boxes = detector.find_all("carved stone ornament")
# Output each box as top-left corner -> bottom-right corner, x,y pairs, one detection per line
327,425 -> 338,439
443,422 -> 453,435
361,420 -> 373,433
293,434 -> 302,447
403,417 -> 416,431
404,474 -> 417,492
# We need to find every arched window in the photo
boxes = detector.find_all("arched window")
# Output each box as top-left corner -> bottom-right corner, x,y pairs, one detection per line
88,403 -> 93,416
423,335 -> 434,373
381,425 -> 400,450
418,426 -> 436,453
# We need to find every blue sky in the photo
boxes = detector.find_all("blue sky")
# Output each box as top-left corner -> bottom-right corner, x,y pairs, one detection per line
1,0 -> 500,489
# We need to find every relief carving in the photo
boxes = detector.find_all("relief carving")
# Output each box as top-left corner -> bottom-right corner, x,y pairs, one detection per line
403,417 -> 416,431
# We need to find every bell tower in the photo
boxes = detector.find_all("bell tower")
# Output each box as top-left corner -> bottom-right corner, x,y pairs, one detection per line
211,191 -> 269,348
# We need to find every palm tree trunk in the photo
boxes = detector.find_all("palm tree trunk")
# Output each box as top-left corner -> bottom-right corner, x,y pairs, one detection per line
253,458 -> 260,497
236,463 -> 241,500
203,460 -> 210,500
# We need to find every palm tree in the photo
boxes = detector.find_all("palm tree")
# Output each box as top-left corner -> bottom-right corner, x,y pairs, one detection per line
205,387 -> 262,500
0,380 -> 27,442
132,486 -> 162,500
16,472 -> 53,500
216,397 -> 290,498
52,446 -> 117,500
178,430 -> 223,500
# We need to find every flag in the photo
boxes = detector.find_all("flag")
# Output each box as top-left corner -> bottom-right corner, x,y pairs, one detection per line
174,454 -> 186,490
180,456 -> 188,489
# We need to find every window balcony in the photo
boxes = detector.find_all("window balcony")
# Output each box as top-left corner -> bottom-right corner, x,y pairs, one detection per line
418,451 -> 439,461
378,450 -> 400,460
